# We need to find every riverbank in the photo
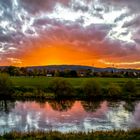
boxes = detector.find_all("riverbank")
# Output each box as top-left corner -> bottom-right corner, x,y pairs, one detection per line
1,129 -> 140,140
1,76 -> 140,100
7,91 -> 140,100
11,77 -> 140,100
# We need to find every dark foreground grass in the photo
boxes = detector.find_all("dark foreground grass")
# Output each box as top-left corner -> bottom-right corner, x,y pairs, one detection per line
1,129 -> 140,140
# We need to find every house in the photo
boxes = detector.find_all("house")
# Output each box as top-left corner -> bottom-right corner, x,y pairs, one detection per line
46,74 -> 53,77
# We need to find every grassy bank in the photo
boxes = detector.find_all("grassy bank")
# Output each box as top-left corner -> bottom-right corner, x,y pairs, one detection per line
9,77 -> 140,99
1,129 -> 140,140
0,75 -> 140,100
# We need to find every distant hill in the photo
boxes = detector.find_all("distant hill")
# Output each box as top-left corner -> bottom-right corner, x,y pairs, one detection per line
25,65 -> 140,73
0,65 -> 140,73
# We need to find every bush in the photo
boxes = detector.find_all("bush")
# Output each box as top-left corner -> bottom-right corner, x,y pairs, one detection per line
0,73 -> 13,96
82,79 -> 101,97
48,78 -> 74,97
123,80 -> 137,93
107,84 -> 122,98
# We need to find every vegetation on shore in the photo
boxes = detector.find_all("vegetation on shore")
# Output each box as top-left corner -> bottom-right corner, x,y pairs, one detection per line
0,129 -> 140,140
0,74 -> 140,99
0,73 -> 13,97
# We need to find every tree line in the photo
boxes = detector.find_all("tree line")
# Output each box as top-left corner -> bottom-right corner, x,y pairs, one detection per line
0,66 -> 140,78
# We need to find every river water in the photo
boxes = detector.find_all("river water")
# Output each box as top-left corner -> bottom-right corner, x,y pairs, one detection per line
0,100 -> 140,134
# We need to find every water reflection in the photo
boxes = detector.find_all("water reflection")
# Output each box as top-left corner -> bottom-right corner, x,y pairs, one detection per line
123,102 -> 136,112
81,101 -> 101,112
130,102 -> 140,128
0,100 -> 140,134
0,100 -> 15,113
48,100 -> 75,111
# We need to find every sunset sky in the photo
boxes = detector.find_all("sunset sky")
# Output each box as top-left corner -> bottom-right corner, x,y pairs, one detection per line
0,0 -> 140,68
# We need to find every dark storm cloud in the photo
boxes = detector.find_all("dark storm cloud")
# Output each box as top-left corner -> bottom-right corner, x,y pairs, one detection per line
134,39 -> 140,44
0,0 -> 12,10
100,0 -> 140,10
35,20 -> 112,44
20,0 -> 70,14
72,3 -> 89,12
123,16 -> 140,28
0,0 -> 13,20
114,13 -> 130,23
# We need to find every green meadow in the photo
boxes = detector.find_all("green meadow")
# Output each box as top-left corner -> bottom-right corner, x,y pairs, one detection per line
10,76 -> 140,88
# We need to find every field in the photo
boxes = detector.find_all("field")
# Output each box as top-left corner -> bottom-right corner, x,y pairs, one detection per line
11,76 -> 140,88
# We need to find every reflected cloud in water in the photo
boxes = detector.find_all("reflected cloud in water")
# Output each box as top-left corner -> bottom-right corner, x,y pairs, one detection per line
0,100 -> 140,134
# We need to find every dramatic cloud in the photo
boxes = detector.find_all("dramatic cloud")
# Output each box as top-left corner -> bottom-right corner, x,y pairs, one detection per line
0,0 -> 140,68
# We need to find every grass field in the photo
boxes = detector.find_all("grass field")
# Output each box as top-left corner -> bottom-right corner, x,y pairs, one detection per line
10,76 -> 140,88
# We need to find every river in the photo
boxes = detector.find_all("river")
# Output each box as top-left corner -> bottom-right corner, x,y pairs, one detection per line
0,100 -> 140,134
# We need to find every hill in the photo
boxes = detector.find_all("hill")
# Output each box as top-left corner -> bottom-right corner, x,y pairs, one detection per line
25,65 -> 140,73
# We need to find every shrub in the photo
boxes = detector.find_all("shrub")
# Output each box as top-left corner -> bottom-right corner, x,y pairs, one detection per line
48,78 -> 73,97
107,83 -> 122,98
123,80 -> 137,93
0,73 -> 13,96
82,79 -> 101,97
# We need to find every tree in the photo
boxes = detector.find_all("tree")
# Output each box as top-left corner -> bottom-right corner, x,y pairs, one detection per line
20,67 -> 28,76
82,79 -> 101,97
85,69 -> 93,77
64,70 -> 78,77
0,73 -> 13,96
123,80 -> 137,93
48,78 -> 73,97
4,66 -> 20,76
107,83 -> 121,98
69,70 -> 78,77
33,68 -> 39,76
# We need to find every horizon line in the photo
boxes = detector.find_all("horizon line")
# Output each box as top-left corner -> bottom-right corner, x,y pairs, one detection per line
0,64 -> 140,70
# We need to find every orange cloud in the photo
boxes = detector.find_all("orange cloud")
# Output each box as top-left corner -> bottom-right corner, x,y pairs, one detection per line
19,41 -> 106,67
